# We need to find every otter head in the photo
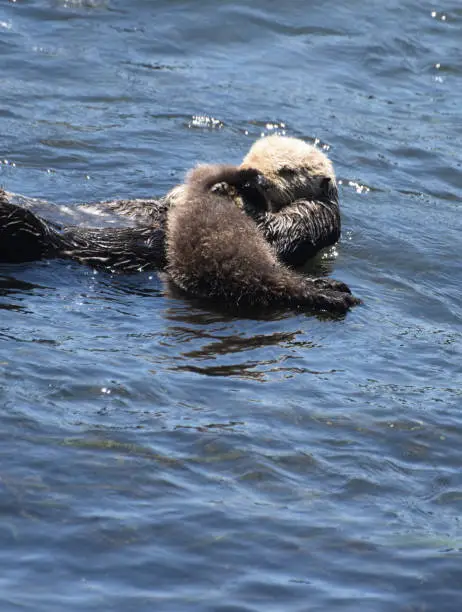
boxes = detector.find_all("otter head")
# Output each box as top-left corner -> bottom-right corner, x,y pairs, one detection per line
240,135 -> 338,212
187,164 -> 270,212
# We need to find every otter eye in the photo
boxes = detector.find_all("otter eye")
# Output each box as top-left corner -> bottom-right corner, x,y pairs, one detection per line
277,166 -> 297,177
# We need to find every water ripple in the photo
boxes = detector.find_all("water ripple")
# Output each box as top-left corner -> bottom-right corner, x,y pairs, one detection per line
0,0 -> 461,610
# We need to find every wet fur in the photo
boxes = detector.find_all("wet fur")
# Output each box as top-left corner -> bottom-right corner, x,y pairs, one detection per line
0,189 -> 166,272
0,137 -> 342,271
240,135 -> 341,266
166,164 -> 359,314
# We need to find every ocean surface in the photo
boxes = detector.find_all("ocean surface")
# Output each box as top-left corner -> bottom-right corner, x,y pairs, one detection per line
1,1 -> 461,610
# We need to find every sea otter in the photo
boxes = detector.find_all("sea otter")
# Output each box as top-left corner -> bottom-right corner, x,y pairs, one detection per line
0,136 -> 341,271
239,135 -> 340,266
166,164 -> 358,313
90,135 -> 341,268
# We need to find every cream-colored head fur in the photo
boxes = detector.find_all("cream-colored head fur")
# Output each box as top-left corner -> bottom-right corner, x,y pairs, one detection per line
240,135 -> 337,211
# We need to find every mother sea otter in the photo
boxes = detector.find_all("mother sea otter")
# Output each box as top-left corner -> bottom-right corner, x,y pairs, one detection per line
0,135 -> 341,272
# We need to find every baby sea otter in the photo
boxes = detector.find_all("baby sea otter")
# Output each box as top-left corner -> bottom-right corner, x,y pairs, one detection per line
0,136 -> 341,272
166,164 -> 358,314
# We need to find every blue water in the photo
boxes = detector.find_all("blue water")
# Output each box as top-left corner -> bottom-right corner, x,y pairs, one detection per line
1,1 -> 462,610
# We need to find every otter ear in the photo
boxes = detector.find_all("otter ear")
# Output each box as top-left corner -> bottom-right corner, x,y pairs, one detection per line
319,177 -> 331,192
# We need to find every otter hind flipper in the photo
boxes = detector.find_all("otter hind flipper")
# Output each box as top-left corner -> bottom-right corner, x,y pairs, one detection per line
0,200 -> 63,263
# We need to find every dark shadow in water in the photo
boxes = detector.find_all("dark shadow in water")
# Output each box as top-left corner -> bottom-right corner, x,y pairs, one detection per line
0,274 -> 45,294
180,330 -> 304,359
171,359 -> 329,380
0,273 -> 48,311
166,327 -> 319,380
174,421 -> 245,433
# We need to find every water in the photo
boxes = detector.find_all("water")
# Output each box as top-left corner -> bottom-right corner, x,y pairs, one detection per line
1,0 -> 461,610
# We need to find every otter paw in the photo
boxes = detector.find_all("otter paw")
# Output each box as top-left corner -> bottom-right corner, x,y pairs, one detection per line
210,182 -> 231,196
310,278 -> 353,294
210,182 -> 243,209
312,290 -> 361,314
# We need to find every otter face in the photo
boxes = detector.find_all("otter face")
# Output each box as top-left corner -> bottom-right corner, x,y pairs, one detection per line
240,135 -> 338,212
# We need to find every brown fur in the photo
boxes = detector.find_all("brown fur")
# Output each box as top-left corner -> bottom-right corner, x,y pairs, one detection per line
166,165 -> 359,314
